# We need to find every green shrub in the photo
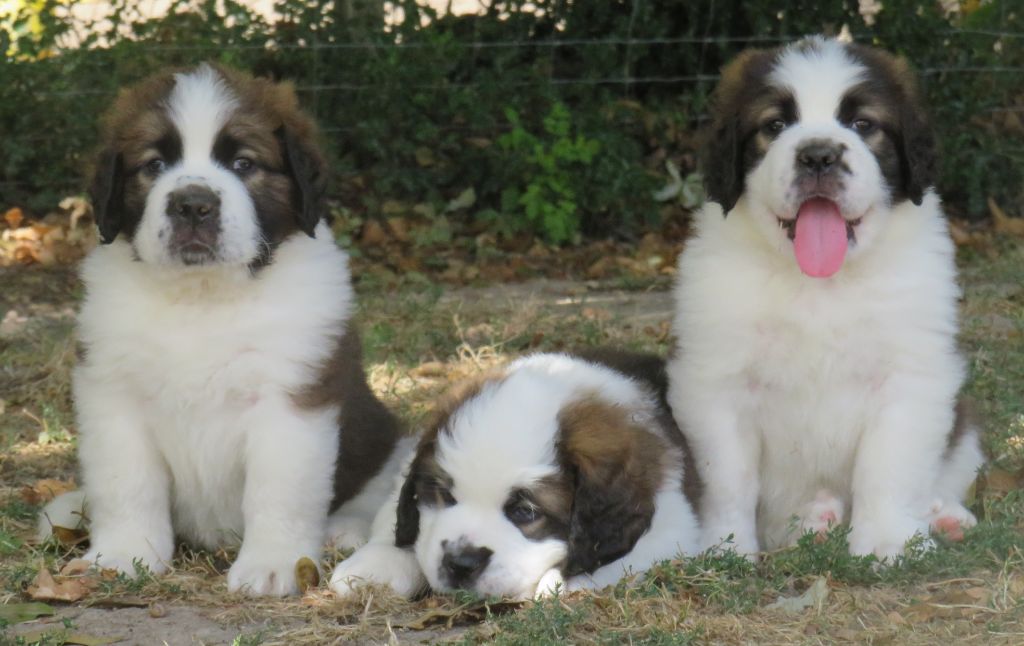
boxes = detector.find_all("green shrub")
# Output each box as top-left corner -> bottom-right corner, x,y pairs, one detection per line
1,0 -> 1021,240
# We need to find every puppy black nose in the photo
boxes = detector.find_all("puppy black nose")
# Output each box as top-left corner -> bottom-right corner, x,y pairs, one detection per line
167,185 -> 220,223
797,141 -> 844,174
440,543 -> 493,586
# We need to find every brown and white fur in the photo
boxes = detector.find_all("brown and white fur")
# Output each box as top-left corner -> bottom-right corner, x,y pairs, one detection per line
667,37 -> 984,559
37,64 -> 404,595
330,351 -> 701,600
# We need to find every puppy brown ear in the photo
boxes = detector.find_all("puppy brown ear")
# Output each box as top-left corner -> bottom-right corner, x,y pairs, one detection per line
393,467 -> 421,548
281,126 -> 326,237
893,60 -> 936,206
701,49 -> 769,214
701,113 -> 742,214
557,397 -> 664,577
90,149 -> 126,244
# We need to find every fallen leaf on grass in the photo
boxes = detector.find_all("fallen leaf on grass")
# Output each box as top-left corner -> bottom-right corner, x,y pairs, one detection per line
396,599 -> 522,630
59,559 -> 95,577
51,525 -> 90,547
295,556 -> 320,593
990,197 -> 1024,236
0,602 -> 55,624
4,207 -> 24,228
16,630 -> 121,646
27,568 -> 96,602
766,576 -> 830,613
980,467 -> 1022,494
20,479 -> 77,505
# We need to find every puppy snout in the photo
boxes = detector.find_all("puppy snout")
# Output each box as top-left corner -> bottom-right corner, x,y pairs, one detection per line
167,185 -> 220,223
440,540 -> 493,587
796,140 -> 845,174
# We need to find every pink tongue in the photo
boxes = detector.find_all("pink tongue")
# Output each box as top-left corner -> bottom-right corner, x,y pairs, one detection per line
793,198 -> 847,278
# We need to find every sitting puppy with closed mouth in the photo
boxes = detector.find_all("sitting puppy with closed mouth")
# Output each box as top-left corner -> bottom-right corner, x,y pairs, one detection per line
330,351 -> 701,600
38,63 -> 404,596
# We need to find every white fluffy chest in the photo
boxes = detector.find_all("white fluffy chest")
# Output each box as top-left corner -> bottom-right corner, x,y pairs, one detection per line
673,209 -> 962,494
74,233 -> 353,546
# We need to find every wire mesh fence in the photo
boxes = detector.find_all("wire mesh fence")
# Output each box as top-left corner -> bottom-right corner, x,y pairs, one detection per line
2,0 -> 1023,234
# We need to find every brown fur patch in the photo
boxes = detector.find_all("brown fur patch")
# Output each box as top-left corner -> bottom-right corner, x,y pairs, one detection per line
946,398 -> 984,459
293,325 -> 402,511
557,395 -> 667,575
571,348 -> 703,514
700,47 -> 785,212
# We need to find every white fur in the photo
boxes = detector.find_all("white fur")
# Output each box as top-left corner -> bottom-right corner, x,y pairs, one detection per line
48,224 -> 366,594
331,354 -> 700,600
667,38 -> 983,559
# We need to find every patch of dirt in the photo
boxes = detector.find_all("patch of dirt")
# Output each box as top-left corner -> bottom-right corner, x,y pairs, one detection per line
10,605 -> 289,646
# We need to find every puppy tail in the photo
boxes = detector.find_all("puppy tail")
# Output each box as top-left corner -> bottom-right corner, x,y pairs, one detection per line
37,490 -> 89,542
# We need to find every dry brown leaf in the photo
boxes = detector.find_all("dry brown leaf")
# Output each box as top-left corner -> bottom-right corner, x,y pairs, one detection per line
294,556 -> 320,593
20,479 -> 76,505
981,467 -> 1022,494
59,559 -> 95,577
990,197 -> 1024,236
386,216 -> 411,242
949,220 -> 973,246
361,219 -> 389,245
27,568 -> 96,602
4,207 -> 24,228
52,525 -> 90,547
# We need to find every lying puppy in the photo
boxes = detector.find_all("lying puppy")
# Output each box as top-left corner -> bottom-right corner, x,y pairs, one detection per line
667,36 -> 983,559
330,351 -> 701,600
38,63 -> 403,595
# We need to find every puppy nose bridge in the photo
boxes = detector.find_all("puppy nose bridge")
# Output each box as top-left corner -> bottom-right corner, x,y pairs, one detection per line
167,184 -> 221,222
797,139 -> 846,173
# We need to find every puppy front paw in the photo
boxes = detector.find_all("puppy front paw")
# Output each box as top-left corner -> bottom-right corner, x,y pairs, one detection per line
700,521 -> 759,558
84,533 -> 173,576
849,515 -> 931,560
228,543 -> 317,596
534,568 -> 566,598
330,543 -> 425,599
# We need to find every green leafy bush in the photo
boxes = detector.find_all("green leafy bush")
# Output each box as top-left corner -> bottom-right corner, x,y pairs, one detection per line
1,0 -> 1021,240
497,103 -> 601,243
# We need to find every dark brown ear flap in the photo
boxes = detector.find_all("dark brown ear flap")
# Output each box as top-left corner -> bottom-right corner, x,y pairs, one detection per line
897,100 -> 936,207
394,466 -> 421,548
281,127 -> 325,237
90,149 -> 126,244
700,48 -> 772,215
700,117 -> 743,214
557,398 -> 663,577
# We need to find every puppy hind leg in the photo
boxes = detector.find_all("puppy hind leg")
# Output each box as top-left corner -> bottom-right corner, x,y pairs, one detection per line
928,415 -> 984,543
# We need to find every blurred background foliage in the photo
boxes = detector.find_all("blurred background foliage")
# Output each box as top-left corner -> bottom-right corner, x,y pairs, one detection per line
1,0 -> 1021,243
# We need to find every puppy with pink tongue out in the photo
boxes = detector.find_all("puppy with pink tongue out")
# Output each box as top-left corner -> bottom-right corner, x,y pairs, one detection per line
667,37 -> 983,561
